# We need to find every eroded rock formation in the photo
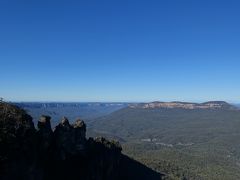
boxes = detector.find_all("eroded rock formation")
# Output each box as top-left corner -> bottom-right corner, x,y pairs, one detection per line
0,102 -> 162,180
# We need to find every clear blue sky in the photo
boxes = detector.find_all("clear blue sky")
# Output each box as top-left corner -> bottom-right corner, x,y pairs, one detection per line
0,0 -> 240,102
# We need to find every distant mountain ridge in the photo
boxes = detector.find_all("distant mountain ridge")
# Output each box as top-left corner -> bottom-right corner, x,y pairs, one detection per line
129,101 -> 237,110
14,102 -> 129,126
90,101 -> 240,179
14,102 -> 129,108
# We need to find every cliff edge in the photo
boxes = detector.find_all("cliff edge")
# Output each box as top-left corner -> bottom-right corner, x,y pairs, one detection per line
0,101 -> 163,180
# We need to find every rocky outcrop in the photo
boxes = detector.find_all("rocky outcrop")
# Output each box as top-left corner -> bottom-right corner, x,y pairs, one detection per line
0,102 -> 163,180
0,102 -> 37,180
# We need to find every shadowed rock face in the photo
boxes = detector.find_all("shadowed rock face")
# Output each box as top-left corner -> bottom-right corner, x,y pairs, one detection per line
0,102 -> 163,180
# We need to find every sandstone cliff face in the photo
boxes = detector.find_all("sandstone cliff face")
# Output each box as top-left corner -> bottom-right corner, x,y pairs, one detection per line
129,101 -> 236,110
0,102 -> 162,180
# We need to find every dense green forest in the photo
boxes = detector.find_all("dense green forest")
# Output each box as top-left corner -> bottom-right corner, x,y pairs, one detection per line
90,105 -> 240,179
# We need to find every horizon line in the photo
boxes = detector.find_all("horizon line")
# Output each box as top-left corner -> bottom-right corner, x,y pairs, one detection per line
8,100 -> 240,104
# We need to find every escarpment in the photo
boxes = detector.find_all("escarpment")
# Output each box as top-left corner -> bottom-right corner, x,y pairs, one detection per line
0,102 -> 163,180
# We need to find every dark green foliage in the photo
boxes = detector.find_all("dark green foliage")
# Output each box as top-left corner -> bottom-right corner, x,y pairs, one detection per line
90,107 -> 240,179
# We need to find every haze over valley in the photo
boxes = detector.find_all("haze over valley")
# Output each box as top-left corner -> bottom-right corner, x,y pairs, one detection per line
12,100 -> 240,179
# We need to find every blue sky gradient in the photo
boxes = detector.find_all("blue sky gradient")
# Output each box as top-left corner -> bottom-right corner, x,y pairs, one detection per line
0,0 -> 240,102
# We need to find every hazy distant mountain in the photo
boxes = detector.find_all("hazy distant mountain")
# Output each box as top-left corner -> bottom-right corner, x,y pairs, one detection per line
235,104 -> 240,108
130,101 -> 237,110
14,102 -> 129,126
90,101 -> 240,179
90,101 -> 239,141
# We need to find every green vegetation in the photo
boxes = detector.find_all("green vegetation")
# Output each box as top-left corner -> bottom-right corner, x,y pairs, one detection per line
90,107 -> 240,179
19,102 -> 240,179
